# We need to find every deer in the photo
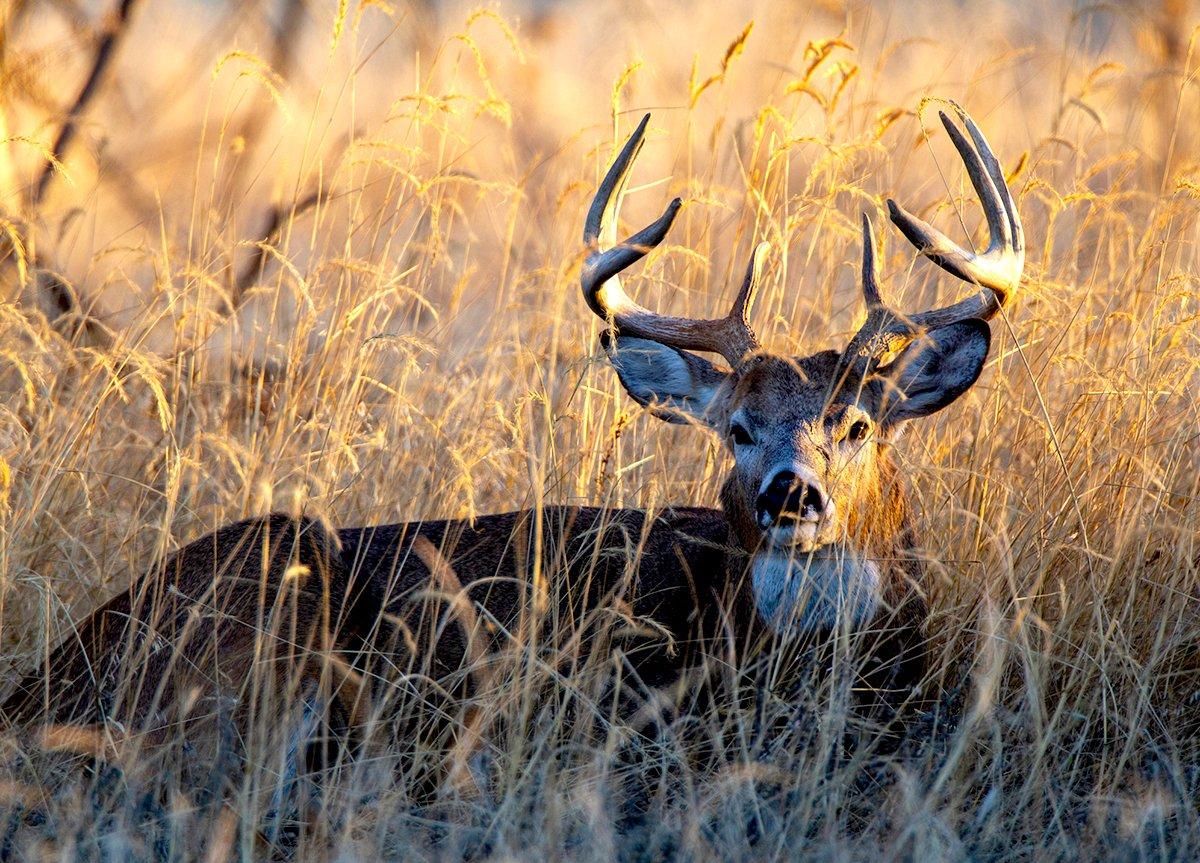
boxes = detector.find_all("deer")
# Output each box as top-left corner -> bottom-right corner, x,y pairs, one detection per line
2,105 -> 1023,778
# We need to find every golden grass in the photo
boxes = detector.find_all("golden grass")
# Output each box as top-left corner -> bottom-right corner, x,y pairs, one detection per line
1,0 -> 1199,859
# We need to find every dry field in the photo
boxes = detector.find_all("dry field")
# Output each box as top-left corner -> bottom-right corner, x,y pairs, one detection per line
1,0 -> 1199,859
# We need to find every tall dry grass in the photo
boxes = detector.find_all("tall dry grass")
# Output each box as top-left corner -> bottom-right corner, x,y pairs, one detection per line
0,0 -> 1198,859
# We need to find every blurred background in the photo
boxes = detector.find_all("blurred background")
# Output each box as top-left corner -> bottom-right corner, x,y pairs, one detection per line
5,0 -> 1197,361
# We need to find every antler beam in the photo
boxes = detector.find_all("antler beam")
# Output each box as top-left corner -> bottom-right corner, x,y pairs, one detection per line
582,114 -> 764,367
844,104 -> 1025,366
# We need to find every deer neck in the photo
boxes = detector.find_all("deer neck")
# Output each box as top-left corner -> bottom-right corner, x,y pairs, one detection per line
748,550 -> 882,634
720,454 -> 913,636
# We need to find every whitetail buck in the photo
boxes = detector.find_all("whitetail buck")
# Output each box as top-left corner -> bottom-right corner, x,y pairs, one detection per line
3,106 -> 1023,766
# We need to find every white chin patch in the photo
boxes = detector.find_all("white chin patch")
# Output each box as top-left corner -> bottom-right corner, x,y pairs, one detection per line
751,547 -> 881,635
765,522 -> 821,552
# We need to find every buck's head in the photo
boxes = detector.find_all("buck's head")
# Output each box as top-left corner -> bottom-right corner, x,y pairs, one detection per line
583,111 -> 1023,593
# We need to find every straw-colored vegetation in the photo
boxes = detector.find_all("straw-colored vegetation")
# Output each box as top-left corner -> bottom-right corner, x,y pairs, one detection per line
1,0 -> 1198,859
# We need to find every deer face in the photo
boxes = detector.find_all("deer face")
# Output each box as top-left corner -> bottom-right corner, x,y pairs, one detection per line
603,321 -> 990,554
583,108 -> 1022,630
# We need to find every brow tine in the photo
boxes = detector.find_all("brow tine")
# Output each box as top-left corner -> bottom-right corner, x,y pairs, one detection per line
732,241 -> 769,320
939,111 -> 1011,251
860,213 -> 884,307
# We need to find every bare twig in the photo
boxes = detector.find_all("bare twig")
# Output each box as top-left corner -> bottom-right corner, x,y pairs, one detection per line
31,0 -> 142,207
1,0 -> 140,339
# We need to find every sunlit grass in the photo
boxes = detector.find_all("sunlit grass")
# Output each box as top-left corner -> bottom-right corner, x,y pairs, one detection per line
0,0 -> 1198,858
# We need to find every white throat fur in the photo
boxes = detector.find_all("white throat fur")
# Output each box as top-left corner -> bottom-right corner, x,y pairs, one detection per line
751,547 -> 881,634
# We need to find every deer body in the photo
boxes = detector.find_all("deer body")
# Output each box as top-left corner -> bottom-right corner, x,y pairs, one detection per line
0,508 -> 750,731
336,505 -> 751,691
4,501 -> 924,732
3,106 -> 1024,763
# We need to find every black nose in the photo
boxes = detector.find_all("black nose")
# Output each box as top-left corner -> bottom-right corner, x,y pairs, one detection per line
755,471 -> 828,527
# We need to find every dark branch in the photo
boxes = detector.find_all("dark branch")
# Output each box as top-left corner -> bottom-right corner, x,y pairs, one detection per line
231,189 -> 327,313
31,0 -> 141,207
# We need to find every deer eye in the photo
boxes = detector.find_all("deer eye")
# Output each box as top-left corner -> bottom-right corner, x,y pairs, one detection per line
846,420 -> 870,443
729,422 -> 754,447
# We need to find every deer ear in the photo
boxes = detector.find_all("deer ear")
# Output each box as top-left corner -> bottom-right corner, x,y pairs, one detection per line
880,319 -> 990,426
601,332 -> 728,426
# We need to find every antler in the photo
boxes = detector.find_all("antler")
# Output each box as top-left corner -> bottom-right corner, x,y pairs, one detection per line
844,104 -> 1024,365
582,114 -> 765,367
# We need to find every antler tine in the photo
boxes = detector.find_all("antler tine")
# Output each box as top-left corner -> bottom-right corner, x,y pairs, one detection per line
960,107 -> 1024,257
582,114 -> 762,366
843,214 -> 912,364
884,104 -> 1025,329
859,211 -> 884,309
734,241 -> 769,320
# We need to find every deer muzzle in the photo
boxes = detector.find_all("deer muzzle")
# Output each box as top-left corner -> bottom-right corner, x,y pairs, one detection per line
755,468 -> 835,551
